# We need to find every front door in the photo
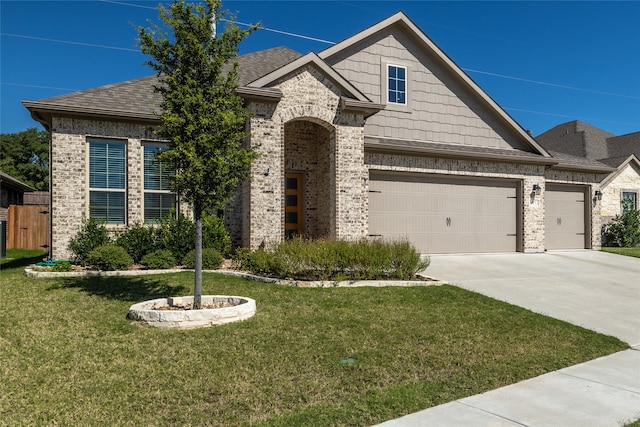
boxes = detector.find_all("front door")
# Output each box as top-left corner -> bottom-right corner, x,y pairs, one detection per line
284,173 -> 303,239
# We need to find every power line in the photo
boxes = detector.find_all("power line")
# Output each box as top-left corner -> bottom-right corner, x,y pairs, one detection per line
465,69 -> 640,100
504,107 -> 639,127
0,33 -> 139,52
1,82 -> 80,92
98,0 -> 336,44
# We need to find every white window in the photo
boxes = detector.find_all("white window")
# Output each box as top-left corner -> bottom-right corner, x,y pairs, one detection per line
89,138 -> 126,224
622,191 -> 638,211
143,143 -> 175,223
387,64 -> 407,105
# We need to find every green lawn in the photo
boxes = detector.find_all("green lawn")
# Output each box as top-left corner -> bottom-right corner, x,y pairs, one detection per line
602,247 -> 640,258
0,250 -> 627,426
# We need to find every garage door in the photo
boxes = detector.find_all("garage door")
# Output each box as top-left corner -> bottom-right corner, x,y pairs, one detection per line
545,184 -> 588,250
369,172 -> 519,254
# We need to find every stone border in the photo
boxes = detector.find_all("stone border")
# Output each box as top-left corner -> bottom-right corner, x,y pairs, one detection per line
24,266 -> 444,287
127,295 -> 257,330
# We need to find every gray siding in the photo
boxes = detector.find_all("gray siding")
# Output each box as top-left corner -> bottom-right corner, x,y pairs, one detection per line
325,27 -> 529,151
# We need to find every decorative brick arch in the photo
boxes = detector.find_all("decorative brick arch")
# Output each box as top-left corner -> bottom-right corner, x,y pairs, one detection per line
277,104 -> 336,129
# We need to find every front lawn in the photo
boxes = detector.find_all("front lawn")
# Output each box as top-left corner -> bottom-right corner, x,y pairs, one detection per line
602,247 -> 640,258
0,250 -> 627,426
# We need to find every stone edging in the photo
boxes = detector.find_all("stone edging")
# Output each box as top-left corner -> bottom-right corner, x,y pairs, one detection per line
24,266 -> 444,287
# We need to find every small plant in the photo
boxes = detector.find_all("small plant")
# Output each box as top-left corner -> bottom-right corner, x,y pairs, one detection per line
141,249 -> 177,270
68,217 -> 111,265
85,245 -> 133,271
182,248 -> 224,270
115,223 -> 157,263
51,262 -> 74,272
603,198 -> 640,247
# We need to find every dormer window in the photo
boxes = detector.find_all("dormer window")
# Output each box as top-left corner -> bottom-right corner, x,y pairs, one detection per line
387,64 -> 407,105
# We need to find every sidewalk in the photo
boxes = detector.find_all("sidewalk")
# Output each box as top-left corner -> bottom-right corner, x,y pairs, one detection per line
374,348 -> 640,426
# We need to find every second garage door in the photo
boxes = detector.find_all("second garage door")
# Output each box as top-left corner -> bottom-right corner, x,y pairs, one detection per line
369,172 -> 520,254
545,184 -> 588,250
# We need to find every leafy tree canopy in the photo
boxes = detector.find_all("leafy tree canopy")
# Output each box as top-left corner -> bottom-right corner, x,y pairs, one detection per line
138,0 -> 258,215
0,128 -> 49,190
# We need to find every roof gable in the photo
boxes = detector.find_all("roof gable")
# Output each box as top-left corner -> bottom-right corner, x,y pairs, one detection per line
246,52 -> 372,103
600,154 -> 640,187
318,12 -> 551,157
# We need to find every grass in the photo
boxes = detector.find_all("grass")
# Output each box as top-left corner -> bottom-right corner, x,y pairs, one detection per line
602,246 -> 640,258
0,250 -> 628,426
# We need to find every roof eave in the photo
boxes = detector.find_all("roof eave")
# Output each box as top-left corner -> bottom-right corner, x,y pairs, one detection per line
364,140 -> 558,166
340,97 -> 385,118
22,101 -> 160,126
548,162 -> 615,173
235,86 -> 283,102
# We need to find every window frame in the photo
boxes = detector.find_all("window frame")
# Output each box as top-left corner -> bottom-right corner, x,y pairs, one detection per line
621,190 -> 638,211
387,64 -> 408,106
88,138 -> 127,225
143,142 -> 176,224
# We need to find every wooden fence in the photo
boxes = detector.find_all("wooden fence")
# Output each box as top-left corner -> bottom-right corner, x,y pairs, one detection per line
7,205 -> 49,250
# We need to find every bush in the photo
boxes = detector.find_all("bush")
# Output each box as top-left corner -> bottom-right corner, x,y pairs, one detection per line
115,223 -> 157,264
182,248 -> 224,270
51,262 -> 74,272
157,213 -> 195,263
603,198 -> 640,247
68,217 -> 111,265
85,245 -> 133,271
234,238 -> 429,281
141,249 -> 177,270
202,214 -> 231,256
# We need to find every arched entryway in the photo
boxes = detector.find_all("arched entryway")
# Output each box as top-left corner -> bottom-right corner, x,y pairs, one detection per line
283,118 -> 335,239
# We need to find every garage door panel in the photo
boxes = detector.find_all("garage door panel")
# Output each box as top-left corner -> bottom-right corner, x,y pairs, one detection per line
369,173 -> 518,254
545,185 -> 587,250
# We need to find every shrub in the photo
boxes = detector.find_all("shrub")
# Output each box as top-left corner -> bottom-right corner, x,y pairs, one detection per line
115,223 -> 157,263
157,213 -> 195,263
234,238 -> 429,281
202,214 -> 231,256
85,245 -> 133,271
603,198 -> 640,247
141,249 -> 177,270
182,248 -> 224,270
51,262 -> 74,272
68,217 -> 111,265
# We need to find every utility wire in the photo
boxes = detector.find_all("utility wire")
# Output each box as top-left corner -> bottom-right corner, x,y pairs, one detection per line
99,0 -> 336,44
464,69 -> 640,100
1,33 -> 139,52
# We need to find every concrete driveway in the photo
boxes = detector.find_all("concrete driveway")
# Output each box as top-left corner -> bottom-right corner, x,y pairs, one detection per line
423,250 -> 640,346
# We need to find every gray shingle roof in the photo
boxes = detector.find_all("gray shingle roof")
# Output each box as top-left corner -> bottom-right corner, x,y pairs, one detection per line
536,120 -> 639,167
25,46 -> 302,120
545,150 -> 613,171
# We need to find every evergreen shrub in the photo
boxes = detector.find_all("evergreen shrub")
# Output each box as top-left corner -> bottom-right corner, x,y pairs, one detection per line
85,245 -> 133,271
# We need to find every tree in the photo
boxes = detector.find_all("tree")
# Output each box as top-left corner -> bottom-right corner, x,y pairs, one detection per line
0,128 -> 49,190
138,0 -> 258,308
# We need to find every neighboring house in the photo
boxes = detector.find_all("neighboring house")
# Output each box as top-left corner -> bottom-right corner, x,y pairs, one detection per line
24,12 -> 613,259
0,172 -> 50,252
0,171 -> 35,222
536,120 -> 640,223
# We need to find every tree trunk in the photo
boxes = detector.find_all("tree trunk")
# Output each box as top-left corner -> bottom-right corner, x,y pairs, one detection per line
194,206 -> 203,309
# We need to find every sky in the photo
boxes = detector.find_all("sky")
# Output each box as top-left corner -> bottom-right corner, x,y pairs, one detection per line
1,0 -> 639,137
